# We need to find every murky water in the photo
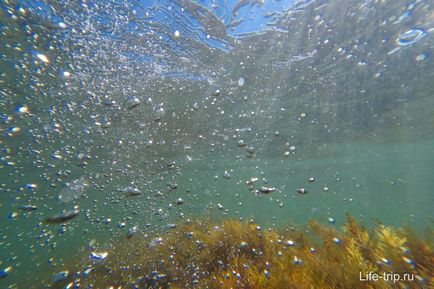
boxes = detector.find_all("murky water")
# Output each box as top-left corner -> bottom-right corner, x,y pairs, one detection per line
1,0 -> 433,288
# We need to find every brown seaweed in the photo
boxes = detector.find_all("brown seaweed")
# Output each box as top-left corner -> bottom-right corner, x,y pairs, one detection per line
55,215 -> 433,289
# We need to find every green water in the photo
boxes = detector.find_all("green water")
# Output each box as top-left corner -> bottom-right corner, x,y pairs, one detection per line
1,0 -> 434,288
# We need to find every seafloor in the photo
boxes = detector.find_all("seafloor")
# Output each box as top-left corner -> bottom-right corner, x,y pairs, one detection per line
45,215 -> 433,289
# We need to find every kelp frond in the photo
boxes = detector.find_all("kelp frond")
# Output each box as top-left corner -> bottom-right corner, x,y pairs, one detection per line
52,216 -> 433,289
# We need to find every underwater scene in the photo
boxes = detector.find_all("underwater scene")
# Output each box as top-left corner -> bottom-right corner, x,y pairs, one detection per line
1,0 -> 433,288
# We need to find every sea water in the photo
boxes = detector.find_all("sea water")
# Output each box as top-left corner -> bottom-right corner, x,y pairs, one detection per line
0,0 -> 433,288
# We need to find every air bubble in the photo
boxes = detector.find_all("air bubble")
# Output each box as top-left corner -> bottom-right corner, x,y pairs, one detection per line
396,29 -> 426,46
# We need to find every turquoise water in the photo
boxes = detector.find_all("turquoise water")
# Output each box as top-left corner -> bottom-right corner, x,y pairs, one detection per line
1,0 -> 433,288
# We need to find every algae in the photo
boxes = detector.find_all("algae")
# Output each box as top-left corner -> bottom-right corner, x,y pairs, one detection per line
53,215 -> 433,289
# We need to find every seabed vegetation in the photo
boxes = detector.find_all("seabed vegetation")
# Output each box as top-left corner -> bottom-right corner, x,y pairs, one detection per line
51,215 -> 432,289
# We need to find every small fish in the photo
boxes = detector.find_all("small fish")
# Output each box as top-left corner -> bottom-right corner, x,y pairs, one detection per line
19,205 -> 38,211
44,209 -> 80,224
